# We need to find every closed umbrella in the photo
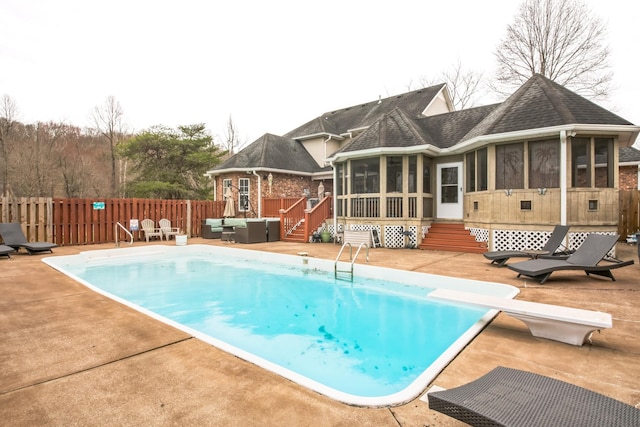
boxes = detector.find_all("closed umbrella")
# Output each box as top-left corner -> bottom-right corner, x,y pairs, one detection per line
223,187 -> 235,217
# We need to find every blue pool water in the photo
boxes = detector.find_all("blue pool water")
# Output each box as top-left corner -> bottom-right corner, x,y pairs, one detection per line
44,245 -> 518,406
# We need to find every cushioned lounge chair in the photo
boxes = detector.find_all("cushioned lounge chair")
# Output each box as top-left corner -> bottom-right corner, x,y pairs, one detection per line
428,366 -> 640,427
0,223 -> 57,255
507,234 -> 634,284
0,244 -> 16,258
483,225 -> 570,267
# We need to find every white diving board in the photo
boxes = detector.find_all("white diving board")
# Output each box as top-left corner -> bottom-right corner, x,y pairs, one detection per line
427,289 -> 612,346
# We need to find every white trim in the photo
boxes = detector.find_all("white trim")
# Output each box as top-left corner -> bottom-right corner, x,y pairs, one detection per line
328,124 -> 640,162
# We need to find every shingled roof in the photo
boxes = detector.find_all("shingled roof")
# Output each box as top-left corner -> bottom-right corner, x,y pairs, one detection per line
211,133 -> 320,173
284,84 -> 446,138
333,74 -> 636,156
620,146 -> 640,163
461,74 -> 633,141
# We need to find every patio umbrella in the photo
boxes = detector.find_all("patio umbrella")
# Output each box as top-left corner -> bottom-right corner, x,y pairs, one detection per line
223,187 -> 235,217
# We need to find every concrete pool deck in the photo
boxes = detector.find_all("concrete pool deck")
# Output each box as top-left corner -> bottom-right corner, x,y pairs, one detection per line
1,239 -> 638,426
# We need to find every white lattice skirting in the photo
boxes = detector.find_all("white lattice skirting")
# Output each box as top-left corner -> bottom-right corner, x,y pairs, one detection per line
326,224 -> 417,248
490,229 -> 617,256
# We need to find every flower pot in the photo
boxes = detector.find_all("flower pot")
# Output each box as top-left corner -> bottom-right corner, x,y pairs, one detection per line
320,230 -> 332,243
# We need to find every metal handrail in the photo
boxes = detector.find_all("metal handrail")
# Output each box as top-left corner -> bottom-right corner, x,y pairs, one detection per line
334,242 -> 369,281
115,222 -> 134,247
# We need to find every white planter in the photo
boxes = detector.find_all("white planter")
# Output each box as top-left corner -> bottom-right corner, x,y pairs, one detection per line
175,235 -> 187,246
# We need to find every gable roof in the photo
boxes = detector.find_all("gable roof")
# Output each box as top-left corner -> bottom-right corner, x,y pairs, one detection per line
210,133 -> 320,174
462,74 -> 633,141
284,84 -> 447,138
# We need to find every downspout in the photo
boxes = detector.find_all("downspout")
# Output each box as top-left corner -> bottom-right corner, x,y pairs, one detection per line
323,135 -> 332,167
560,131 -> 568,226
252,170 -> 261,218
329,160 -> 337,235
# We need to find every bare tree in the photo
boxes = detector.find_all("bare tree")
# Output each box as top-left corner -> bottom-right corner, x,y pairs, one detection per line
93,96 -> 126,197
492,0 -> 612,100
223,115 -> 245,154
416,61 -> 484,110
0,95 -> 19,196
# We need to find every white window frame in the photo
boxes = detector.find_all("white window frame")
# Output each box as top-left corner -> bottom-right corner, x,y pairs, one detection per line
238,178 -> 250,212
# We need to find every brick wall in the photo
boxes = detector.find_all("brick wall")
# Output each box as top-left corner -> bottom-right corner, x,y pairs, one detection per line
216,172 -> 332,217
619,166 -> 639,190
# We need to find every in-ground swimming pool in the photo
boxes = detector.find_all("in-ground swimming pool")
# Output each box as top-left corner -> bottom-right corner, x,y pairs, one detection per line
43,244 -> 518,406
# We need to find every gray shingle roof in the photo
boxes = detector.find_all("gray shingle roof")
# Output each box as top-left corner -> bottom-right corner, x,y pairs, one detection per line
284,84 -> 446,138
620,146 -> 640,163
336,104 -> 501,154
462,74 -> 633,141
211,133 -> 320,173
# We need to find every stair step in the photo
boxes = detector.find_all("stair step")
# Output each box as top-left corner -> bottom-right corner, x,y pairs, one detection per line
420,222 -> 487,254
420,243 -> 487,254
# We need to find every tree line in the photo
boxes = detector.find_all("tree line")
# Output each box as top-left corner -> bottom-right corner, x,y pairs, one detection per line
0,95 -> 239,200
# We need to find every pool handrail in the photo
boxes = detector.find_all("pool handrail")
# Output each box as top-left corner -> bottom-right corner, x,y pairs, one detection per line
335,242 -> 369,281
115,222 -> 134,247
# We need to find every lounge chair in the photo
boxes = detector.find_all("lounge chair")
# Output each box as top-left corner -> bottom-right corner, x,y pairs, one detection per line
428,366 -> 640,426
0,244 -> 16,258
141,219 -> 163,242
159,218 -> 181,240
508,234 -> 634,284
483,225 -> 570,267
0,223 -> 58,255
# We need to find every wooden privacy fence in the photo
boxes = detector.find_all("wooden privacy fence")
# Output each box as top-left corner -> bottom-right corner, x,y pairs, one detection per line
262,197 -> 300,217
619,189 -> 640,238
0,197 -> 54,243
0,197 -> 225,246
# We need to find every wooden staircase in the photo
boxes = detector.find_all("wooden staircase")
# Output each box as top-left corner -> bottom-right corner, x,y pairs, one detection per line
284,220 -> 309,242
419,222 -> 487,253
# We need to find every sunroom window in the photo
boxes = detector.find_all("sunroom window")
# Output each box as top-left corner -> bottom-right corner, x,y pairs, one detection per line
571,137 -> 613,188
529,139 -> 559,188
351,158 -> 379,194
422,156 -> 432,193
386,156 -> 402,192
466,148 -> 488,192
496,143 -> 524,189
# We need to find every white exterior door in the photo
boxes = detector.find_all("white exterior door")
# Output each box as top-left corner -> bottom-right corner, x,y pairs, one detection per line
436,162 -> 463,219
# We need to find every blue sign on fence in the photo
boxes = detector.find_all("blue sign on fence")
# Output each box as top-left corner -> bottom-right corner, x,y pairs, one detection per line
93,202 -> 105,210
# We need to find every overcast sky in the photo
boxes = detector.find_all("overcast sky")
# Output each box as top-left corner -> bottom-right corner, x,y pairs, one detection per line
1,0 -> 638,147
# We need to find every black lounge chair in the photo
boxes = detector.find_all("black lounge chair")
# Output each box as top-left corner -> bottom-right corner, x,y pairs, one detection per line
0,244 -> 16,258
483,225 -> 570,267
428,366 -> 640,427
0,223 -> 58,255
507,234 -> 633,284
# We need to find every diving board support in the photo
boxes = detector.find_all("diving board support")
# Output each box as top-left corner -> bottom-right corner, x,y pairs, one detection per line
427,289 -> 612,346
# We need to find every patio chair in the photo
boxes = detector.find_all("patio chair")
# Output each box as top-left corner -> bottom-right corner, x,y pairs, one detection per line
141,219 -> 163,242
484,225 -> 570,267
159,218 -> 181,240
507,234 -> 634,284
234,220 -> 267,244
428,366 -> 640,427
0,222 -> 58,255
0,244 -> 16,258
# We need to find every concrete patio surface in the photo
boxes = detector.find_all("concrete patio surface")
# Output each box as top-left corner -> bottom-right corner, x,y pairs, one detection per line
1,238 -> 638,426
